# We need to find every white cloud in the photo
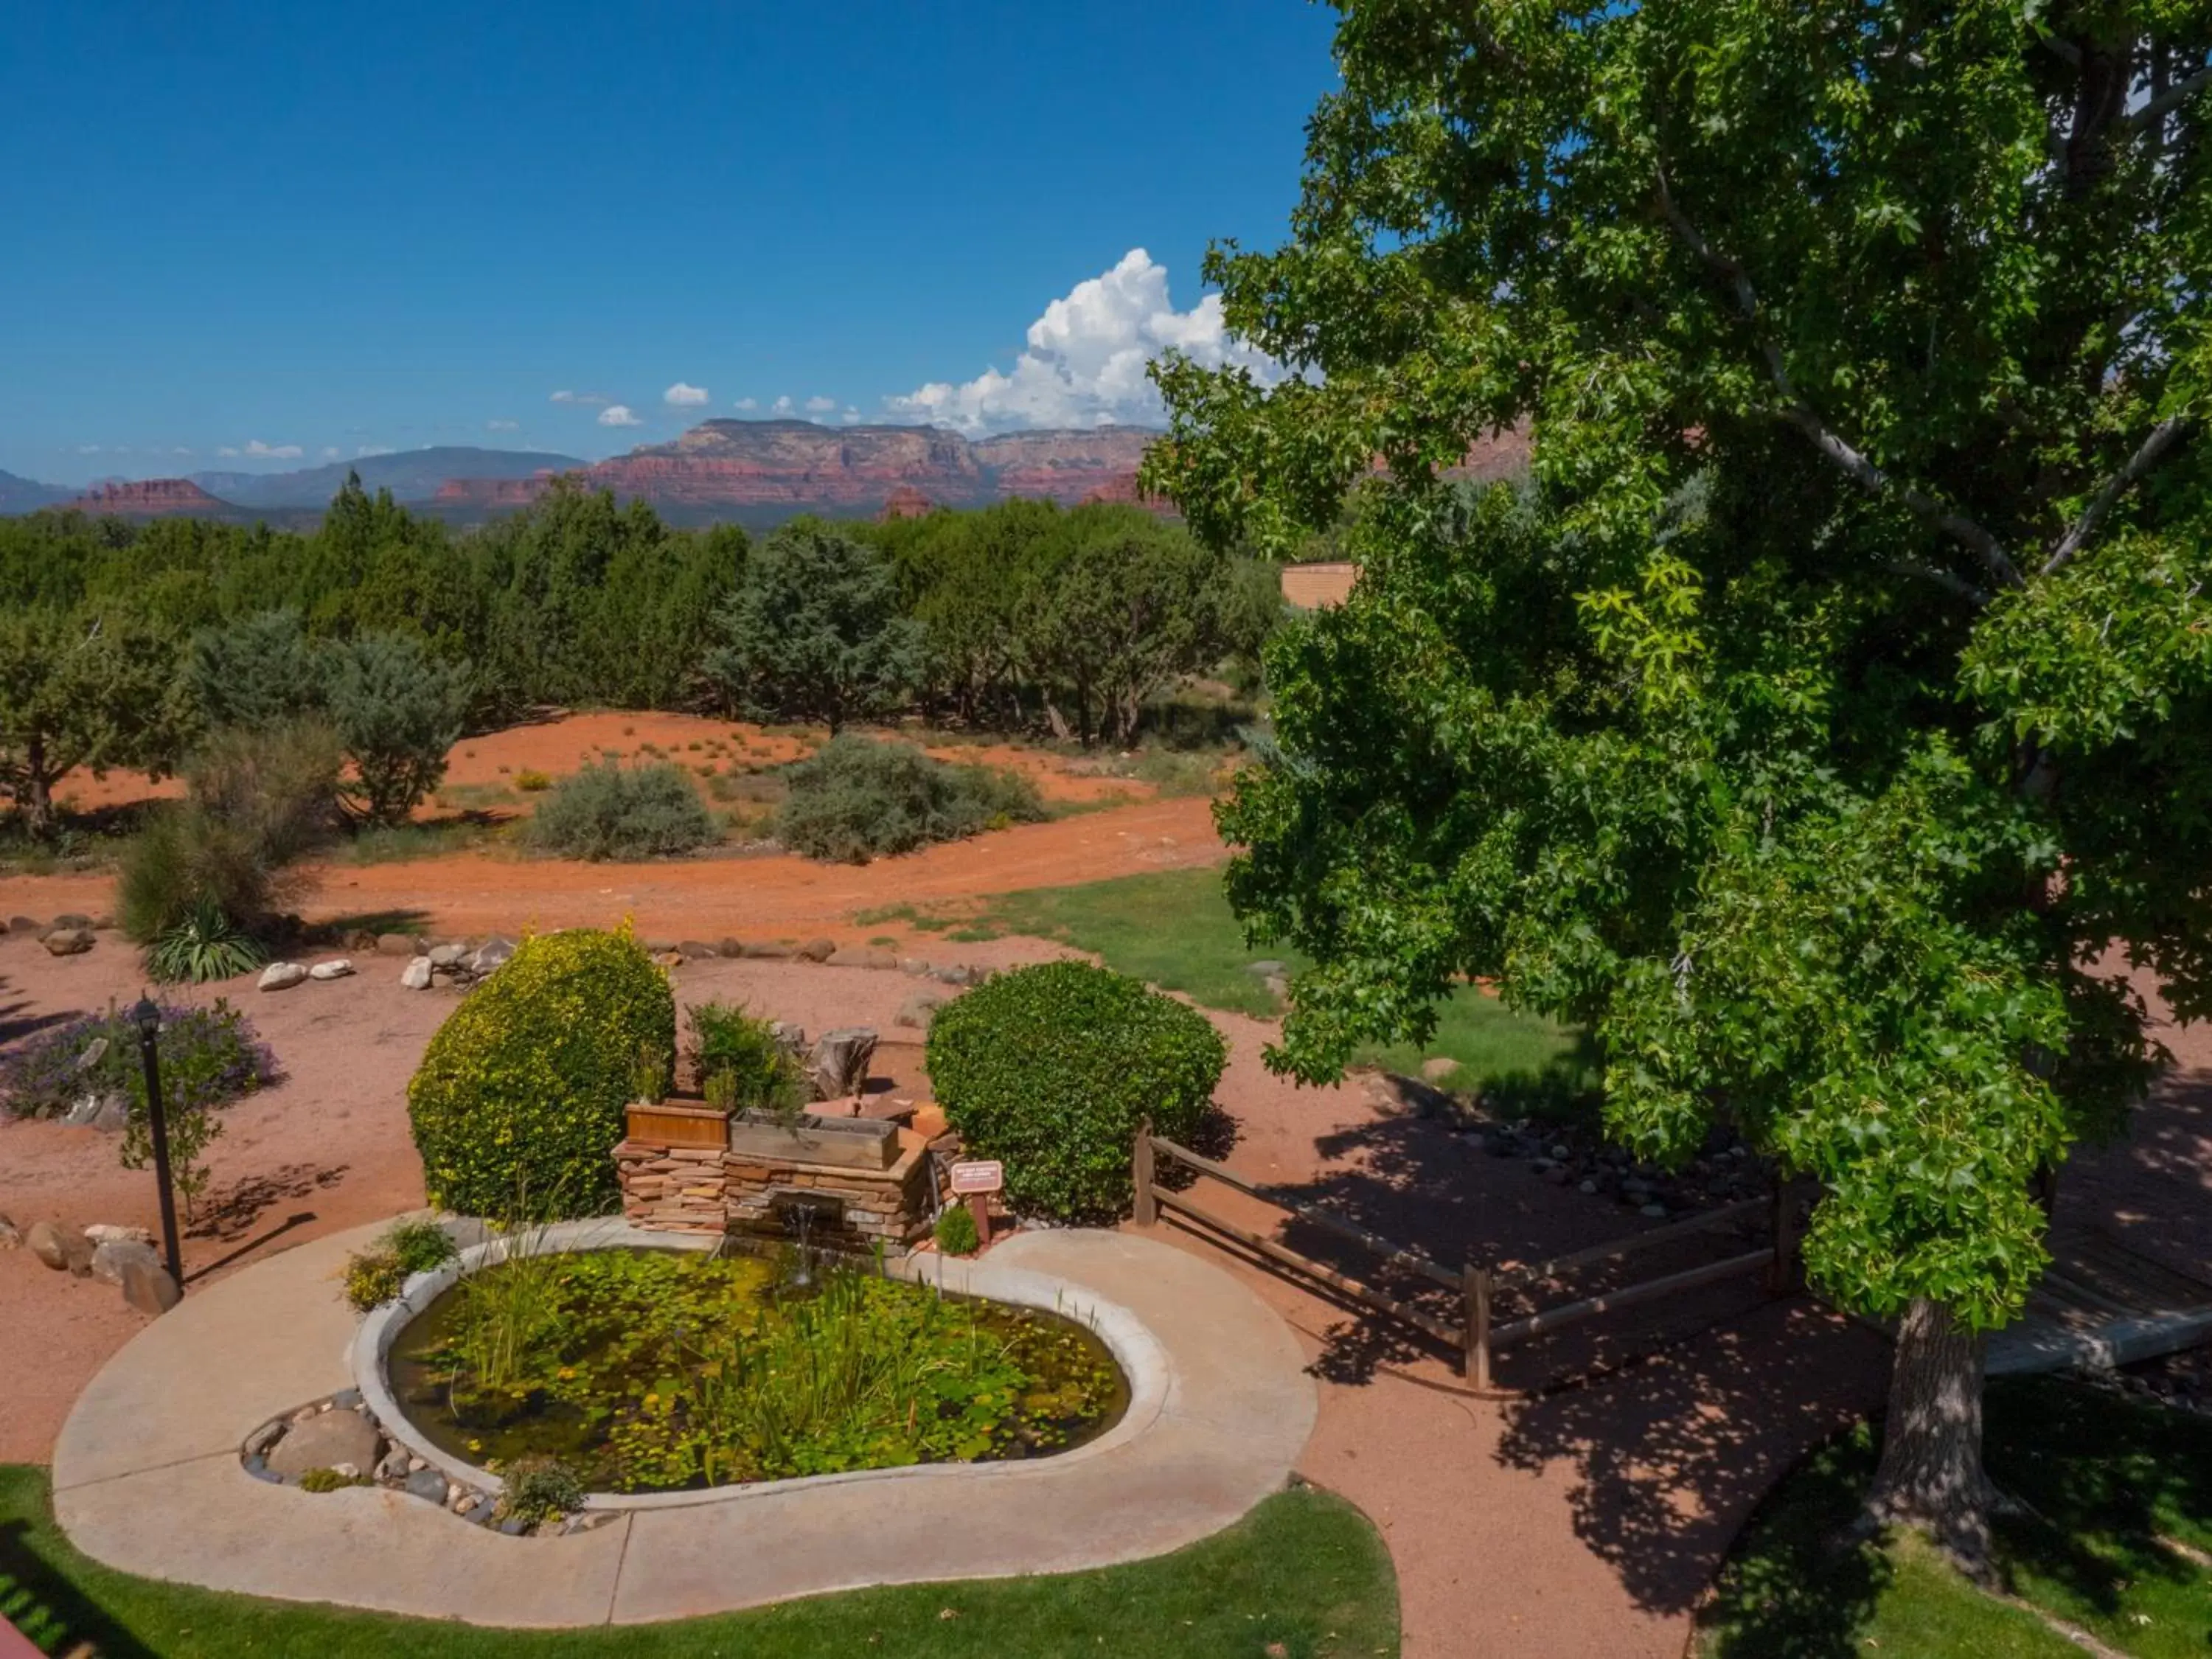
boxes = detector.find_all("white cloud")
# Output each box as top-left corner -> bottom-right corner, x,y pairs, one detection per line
219,439 -> 303,460
598,404 -> 642,427
664,381 -> 709,407
550,389 -> 611,406
733,397 -> 759,411
889,248 -> 1281,434
771,395 -> 794,415
217,446 -> 238,458
839,406 -> 860,424
171,447 -> 194,456
803,394 -> 837,414
321,446 -> 341,461
486,419 -> 520,432
356,445 -> 394,458
76,444 -> 103,454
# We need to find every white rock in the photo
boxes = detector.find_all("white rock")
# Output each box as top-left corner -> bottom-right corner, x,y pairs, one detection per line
427,943 -> 467,967
400,956 -> 434,990
258,961 -> 308,992
308,959 -> 355,981
84,1223 -> 153,1247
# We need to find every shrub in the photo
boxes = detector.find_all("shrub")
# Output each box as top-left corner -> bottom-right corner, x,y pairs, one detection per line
384,1217 -> 459,1276
118,720 -> 341,959
343,1248 -> 405,1311
925,961 -> 1226,1221
933,1203 -> 980,1256
523,761 -> 718,861
297,1467 -> 372,1493
324,632 -> 469,827
146,897 -> 270,984
496,1455 -> 585,1526
685,1001 -> 806,1116
406,928 -> 675,1219
772,736 -> 1046,863
187,610 -> 324,731
515,768 -> 553,792
0,998 -> 274,1122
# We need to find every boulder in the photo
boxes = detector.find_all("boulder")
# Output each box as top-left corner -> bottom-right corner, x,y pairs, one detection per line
60,1091 -> 128,1131
930,964 -> 981,987
404,1469 -> 450,1504
426,942 -> 467,967
120,1256 -> 181,1315
895,992 -> 945,1029
265,1409 -> 380,1481
25,1220 -> 84,1273
307,959 -> 355,981
0,1214 -> 15,1251
51,913 -> 94,931
400,956 -> 434,990
376,932 -> 421,956
806,1027 -> 878,1100
653,951 -> 686,968
467,936 -> 516,975
7,915 -> 41,935
716,937 -> 745,959
41,928 -> 94,957
84,1223 -> 153,1247
827,947 -> 897,970
678,940 -> 720,961
91,1237 -> 161,1287
796,937 -> 837,963
258,961 -> 308,992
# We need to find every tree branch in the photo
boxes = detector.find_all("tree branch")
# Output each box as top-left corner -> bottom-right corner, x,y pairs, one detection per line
1885,560 -> 1992,607
1655,167 -> 2023,588
2124,61 -> 2212,133
2040,416 -> 2189,577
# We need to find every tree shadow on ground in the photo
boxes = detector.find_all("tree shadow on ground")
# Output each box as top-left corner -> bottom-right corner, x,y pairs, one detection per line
0,970 -> 85,1049
184,1161 -> 348,1241
0,1517 -> 159,1659
313,908 -> 434,942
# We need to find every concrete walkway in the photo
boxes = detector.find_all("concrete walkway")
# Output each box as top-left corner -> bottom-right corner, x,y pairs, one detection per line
51,1220 -> 1315,1627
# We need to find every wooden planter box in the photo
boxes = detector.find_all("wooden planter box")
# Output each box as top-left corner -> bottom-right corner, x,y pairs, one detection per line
728,1111 -> 899,1171
625,1099 -> 731,1150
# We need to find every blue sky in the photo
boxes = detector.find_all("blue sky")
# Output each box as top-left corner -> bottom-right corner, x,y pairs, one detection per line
0,1 -> 1338,485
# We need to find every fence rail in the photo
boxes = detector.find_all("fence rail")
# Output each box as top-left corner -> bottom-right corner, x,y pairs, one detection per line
1136,1123 -> 1805,1391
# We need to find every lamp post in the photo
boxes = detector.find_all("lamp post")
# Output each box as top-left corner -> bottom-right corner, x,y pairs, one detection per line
131,994 -> 184,1289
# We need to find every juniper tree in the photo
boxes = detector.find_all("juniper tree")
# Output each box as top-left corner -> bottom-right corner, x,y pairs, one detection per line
1144,0 -> 2212,1567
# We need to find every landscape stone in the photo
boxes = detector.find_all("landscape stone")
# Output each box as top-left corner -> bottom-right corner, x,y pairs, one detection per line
119,1256 -> 181,1315
895,992 -> 945,1029
827,947 -> 897,970
653,950 -> 686,968
90,1237 -> 161,1287
60,1091 -> 127,1131
7,915 -> 41,935
426,942 -> 467,967
899,957 -> 931,976
467,936 -> 516,975
715,937 -> 745,959
307,959 -> 355,981
375,932 -> 420,956
404,1469 -> 449,1503
678,940 -> 719,961
52,913 -> 93,931
796,937 -> 836,962
74,1037 -> 109,1072
41,927 -> 94,957
258,961 -> 308,992
244,1421 -> 284,1456
499,1517 -> 528,1535
400,956 -> 434,990
0,1214 -> 16,1251
24,1220 -> 80,1272
265,1409 -> 379,1481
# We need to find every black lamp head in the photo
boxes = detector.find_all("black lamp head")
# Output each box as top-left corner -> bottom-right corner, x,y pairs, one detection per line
131,993 -> 161,1037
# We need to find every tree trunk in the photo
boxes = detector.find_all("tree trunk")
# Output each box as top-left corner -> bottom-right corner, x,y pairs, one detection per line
1863,1297 -> 1995,1574
23,733 -> 53,837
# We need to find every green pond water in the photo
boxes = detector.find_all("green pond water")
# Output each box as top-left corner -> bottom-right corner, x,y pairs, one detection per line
388,1246 -> 1128,1494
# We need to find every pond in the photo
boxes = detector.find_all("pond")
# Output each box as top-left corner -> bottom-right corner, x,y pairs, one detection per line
386,1247 -> 1128,1494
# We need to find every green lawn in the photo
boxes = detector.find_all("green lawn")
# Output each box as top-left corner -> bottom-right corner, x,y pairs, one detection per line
916,867 -> 1583,1101
0,1469 -> 1397,1658
1699,1377 -> 2212,1658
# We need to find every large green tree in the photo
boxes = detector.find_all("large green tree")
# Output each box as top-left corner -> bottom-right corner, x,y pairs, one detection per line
0,609 -> 188,835
1144,0 -> 2212,1567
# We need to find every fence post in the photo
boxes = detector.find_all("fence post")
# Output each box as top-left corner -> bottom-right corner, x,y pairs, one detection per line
1462,1264 -> 1493,1390
1769,1178 -> 1801,1295
1133,1118 -> 1158,1227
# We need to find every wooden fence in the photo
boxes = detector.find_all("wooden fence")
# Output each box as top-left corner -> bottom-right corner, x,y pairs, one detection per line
1135,1123 -> 1805,1390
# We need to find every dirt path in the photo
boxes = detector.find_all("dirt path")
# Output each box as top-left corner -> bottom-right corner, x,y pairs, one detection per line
0,793 -> 1220,945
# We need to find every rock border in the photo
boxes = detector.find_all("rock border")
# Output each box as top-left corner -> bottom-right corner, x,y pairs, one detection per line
349,1217 -> 1170,1514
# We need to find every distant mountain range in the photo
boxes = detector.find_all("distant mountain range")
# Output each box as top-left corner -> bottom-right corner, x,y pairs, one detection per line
189,447 -> 586,509
4,418 -> 1531,529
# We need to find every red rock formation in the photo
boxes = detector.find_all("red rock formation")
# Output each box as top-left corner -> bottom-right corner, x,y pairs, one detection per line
877,485 -> 938,521
973,427 -> 1155,504
578,421 -> 985,511
431,472 -> 568,508
64,478 -> 232,515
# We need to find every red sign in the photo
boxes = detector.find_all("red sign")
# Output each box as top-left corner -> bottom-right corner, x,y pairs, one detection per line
949,1160 -> 1004,1195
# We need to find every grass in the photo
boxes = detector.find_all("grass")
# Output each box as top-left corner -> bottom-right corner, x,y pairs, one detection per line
1698,1377 -> 2212,1658
344,821 -> 504,865
890,868 -> 1581,1098
0,1467 -> 1398,1658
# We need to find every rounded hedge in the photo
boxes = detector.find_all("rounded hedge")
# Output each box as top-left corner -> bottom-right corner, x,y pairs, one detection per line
925,961 -> 1226,1222
407,928 -> 674,1220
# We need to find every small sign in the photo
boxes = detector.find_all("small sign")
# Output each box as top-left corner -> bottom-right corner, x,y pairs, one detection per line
949,1160 -> 1004,1195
